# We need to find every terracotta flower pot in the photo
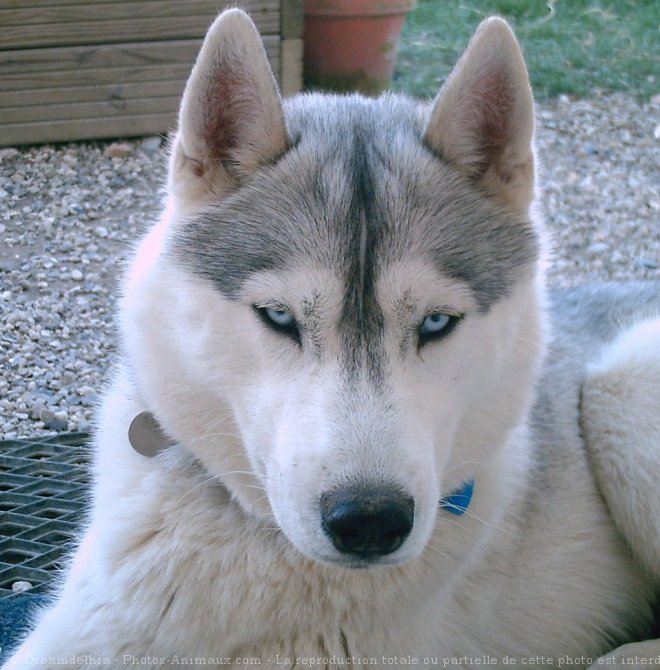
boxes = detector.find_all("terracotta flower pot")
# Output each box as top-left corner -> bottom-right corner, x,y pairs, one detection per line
303,0 -> 416,95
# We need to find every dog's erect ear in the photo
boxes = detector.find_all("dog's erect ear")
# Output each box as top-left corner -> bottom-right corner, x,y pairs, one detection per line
169,9 -> 288,204
424,18 -> 535,214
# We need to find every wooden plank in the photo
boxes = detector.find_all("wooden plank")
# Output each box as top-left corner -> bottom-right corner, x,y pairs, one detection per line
1,56 -> 280,92
281,0 -> 303,39
0,12 -> 279,50
0,0 -> 296,146
2,80 -> 184,108
0,40 -> 204,75
0,1 -> 252,26
0,37 -> 281,91
1,0 -> 209,7
0,2 -> 226,26
0,64 -> 193,92
0,0 -> 281,11
2,96 -> 182,125
1,113 -> 179,146
281,38 -> 303,97
0,0 -> 280,19
0,37 -> 280,75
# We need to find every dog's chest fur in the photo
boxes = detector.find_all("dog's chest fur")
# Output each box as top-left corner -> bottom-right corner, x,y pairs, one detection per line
82,357 -> 650,664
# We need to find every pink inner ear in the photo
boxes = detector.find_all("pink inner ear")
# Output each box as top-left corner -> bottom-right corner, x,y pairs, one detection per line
202,65 -> 252,164
467,68 -> 515,169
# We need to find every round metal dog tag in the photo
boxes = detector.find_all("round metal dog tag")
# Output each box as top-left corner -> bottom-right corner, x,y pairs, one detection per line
128,411 -> 174,457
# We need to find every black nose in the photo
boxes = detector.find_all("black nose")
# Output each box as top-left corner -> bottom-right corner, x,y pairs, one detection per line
320,485 -> 414,557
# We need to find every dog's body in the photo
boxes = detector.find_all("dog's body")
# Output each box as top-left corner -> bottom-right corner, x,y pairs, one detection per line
4,10 -> 659,668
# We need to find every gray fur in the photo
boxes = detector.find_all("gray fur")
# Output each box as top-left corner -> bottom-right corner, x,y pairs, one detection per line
532,281 -> 660,470
528,281 -> 660,523
173,93 -> 539,375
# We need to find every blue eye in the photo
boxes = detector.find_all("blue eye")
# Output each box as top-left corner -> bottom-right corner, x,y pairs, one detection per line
255,306 -> 300,344
264,307 -> 295,328
418,312 -> 460,345
420,313 -> 450,334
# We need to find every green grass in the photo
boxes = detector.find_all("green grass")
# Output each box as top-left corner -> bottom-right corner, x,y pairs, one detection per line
393,0 -> 659,100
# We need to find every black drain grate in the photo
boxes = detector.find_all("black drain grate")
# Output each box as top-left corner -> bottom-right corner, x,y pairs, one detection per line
0,433 -> 90,598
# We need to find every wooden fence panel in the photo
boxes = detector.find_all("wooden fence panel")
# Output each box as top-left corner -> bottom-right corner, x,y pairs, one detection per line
0,1 -> 301,146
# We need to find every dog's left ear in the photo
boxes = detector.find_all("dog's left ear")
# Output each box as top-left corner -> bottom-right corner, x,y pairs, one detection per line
169,9 -> 288,204
424,17 -> 535,215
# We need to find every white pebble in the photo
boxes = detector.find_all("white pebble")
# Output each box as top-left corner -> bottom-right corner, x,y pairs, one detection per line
12,581 -> 33,593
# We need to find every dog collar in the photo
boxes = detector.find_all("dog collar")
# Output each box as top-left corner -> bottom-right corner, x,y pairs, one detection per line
128,411 -> 175,457
439,479 -> 474,515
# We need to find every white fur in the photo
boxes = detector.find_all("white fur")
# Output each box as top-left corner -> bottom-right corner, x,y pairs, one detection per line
581,318 -> 660,579
3,10 -> 658,669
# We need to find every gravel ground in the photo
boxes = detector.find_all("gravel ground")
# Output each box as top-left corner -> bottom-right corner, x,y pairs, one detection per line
1,93 -> 659,440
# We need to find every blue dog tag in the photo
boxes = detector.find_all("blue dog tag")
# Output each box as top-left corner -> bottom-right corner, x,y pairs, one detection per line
439,479 -> 474,515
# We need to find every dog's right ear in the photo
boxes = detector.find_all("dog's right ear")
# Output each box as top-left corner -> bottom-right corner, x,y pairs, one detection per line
423,17 -> 535,215
169,9 -> 288,205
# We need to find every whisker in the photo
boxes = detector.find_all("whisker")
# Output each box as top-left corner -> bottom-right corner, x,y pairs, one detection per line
452,507 -> 515,537
237,483 -> 267,492
213,470 -> 261,478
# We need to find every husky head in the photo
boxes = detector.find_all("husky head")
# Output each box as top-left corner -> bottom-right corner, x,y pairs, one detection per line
121,10 -> 544,569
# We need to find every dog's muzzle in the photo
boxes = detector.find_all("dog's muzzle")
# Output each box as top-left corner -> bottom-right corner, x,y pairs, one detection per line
320,485 -> 414,558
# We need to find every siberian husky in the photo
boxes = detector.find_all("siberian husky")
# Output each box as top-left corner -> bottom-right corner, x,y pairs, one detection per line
4,9 -> 659,669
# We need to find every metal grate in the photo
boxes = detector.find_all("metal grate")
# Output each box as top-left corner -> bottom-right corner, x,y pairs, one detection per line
0,433 -> 90,598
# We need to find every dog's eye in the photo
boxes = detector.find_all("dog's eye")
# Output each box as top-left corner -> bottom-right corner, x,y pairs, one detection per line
418,312 -> 460,345
264,307 -> 295,328
255,306 -> 300,344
